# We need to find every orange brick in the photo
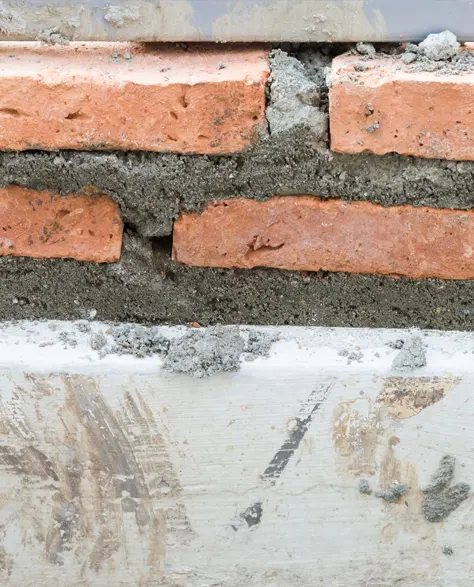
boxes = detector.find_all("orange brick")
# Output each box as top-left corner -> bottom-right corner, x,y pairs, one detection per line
0,43 -> 269,154
330,54 -> 474,160
0,186 -> 122,262
173,197 -> 474,279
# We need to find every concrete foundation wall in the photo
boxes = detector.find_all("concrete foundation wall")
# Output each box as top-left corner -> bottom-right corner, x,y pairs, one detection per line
0,323 -> 473,586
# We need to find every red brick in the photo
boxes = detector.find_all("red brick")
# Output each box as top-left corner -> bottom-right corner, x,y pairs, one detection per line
330,54 -> 474,160
0,186 -> 122,262
173,197 -> 474,279
0,43 -> 269,154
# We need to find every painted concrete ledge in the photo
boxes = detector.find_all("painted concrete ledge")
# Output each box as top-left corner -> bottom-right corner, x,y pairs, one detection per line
0,322 -> 473,586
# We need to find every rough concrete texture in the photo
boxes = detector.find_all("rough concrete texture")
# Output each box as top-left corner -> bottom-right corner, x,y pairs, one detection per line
391,335 -> 427,371
422,455 -> 471,522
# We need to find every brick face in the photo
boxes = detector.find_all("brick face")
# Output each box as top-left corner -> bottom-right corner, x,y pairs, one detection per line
0,43 -> 269,154
173,197 -> 474,279
0,186 -> 122,262
330,54 -> 474,160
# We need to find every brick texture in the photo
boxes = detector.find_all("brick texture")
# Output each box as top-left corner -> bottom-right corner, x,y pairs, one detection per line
0,186 -> 122,262
173,197 -> 474,279
0,43 -> 269,154
330,54 -> 474,160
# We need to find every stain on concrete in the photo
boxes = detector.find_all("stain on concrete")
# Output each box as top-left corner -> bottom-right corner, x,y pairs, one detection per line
241,502 -> 263,528
333,398 -> 384,476
422,455 -> 471,522
391,335 -> 426,372
0,372 -> 194,576
0,545 -> 13,578
0,445 -> 58,480
262,382 -> 332,483
377,376 -> 459,419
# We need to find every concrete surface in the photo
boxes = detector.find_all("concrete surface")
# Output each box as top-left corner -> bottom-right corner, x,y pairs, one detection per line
0,322 -> 473,586
2,0 -> 474,42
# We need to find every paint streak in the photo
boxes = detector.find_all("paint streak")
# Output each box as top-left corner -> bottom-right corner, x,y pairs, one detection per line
262,382 -> 332,483
241,502 -> 263,527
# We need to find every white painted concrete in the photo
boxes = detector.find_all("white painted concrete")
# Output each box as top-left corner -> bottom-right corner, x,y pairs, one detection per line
0,322 -> 473,586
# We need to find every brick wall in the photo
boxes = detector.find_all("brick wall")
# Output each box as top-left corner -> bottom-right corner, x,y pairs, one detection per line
2,39 -> 474,325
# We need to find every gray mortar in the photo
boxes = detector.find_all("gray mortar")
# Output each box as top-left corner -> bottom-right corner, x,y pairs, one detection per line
266,49 -> 328,141
162,326 -> 244,378
108,324 -> 170,358
91,323 -> 277,376
424,455 -> 455,493
90,331 -> 107,351
358,478 -> 371,495
241,329 -> 278,361
400,31 -> 474,74
391,335 -> 426,372
375,482 -> 408,503
355,42 -> 376,58
422,455 -> 471,522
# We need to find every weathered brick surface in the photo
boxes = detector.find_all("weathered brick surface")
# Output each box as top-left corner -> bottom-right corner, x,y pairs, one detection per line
173,197 -> 474,279
330,54 -> 474,160
0,186 -> 122,262
0,43 -> 269,154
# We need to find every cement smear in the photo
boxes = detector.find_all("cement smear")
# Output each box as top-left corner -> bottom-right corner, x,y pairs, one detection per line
162,326 -> 244,378
391,335 -> 426,372
87,322 -> 278,377
375,482 -> 408,503
422,455 -> 471,522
